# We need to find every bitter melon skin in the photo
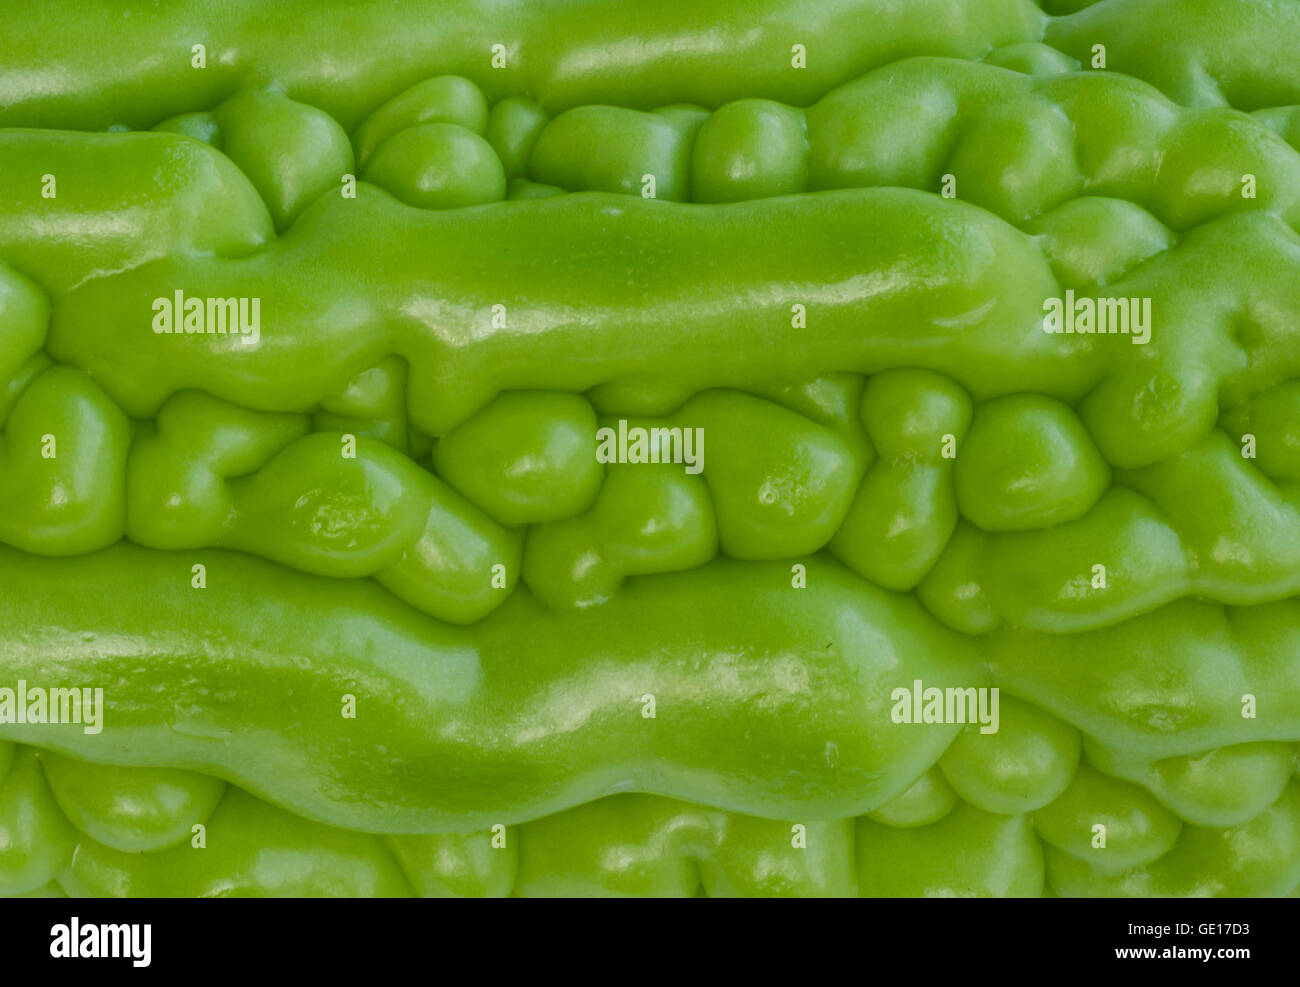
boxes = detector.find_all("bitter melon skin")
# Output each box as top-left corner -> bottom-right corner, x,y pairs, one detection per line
2,0 -> 1299,896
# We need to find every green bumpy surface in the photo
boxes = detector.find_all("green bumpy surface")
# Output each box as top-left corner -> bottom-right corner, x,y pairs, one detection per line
2,0 -> 1300,897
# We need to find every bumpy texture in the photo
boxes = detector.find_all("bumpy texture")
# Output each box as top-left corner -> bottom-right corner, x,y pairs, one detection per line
2,0 -> 1300,897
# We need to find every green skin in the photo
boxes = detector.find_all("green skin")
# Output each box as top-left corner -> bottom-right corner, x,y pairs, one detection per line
0,0 -> 1048,130
2,543 -> 1297,813
36,184 -> 1068,435
4,56 -> 1298,460
5,142 -> 1300,629
2,538 -> 1299,896
5,0 -> 1300,897
3,0 -> 1297,131
0,543 -> 981,832
6,745 -> 1298,897
7,341 -> 1298,635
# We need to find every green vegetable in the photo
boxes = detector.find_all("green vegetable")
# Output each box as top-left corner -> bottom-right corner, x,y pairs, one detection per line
0,545 -> 981,831
2,0 -> 1300,898
8,746 -> 1294,898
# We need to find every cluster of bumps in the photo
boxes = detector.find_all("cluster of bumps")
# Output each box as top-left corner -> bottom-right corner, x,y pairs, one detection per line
2,0 -> 1300,896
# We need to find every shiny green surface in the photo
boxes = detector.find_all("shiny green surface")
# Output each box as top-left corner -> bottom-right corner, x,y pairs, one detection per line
2,0 -> 1300,897
10,745 -> 1297,897
0,545 -> 980,830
